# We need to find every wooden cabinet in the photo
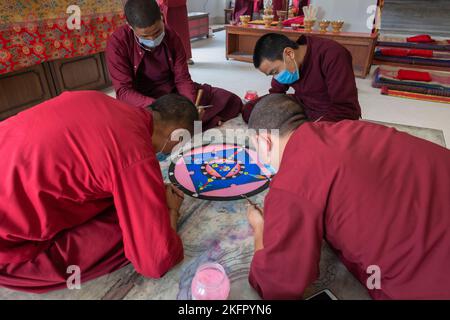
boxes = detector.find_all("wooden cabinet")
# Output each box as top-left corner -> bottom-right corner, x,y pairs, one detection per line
188,12 -> 209,40
49,53 -> 110,94
0,52 -> 111,120
0,63 -> 54,120
226,25 -> 378,78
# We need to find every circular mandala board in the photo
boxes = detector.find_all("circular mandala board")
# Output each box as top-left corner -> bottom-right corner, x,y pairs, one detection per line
168,143 -> 274,201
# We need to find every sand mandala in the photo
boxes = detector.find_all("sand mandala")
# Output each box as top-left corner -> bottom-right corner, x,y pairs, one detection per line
168,143 -> 274,201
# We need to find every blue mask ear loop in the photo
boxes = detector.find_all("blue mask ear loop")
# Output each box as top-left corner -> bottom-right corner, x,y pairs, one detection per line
158,135 -> 170,155
284,50 -> 299,77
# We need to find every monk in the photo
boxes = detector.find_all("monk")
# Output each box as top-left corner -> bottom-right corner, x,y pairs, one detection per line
242,33 -> 361,122
107,0 -> 242,130
0,91 -> 199,293
246,94 -> 450,300
157,0 -> 193,64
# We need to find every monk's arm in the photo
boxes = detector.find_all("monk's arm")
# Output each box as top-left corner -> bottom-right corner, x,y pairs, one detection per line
171,33 -> 196,102
106,36 -> 155,108
247,204 -> 264,251
253,223 -> 264,251
249,188 -> 323,299
322,46 -> 361,121
269,78 -> 290,94
112,157 -> 184,278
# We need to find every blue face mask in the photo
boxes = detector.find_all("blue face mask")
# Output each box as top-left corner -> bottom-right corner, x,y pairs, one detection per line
156,135 -> 171,162
138,30 -> 165,49
156,152 -> 169,162
274,54 -> 300,85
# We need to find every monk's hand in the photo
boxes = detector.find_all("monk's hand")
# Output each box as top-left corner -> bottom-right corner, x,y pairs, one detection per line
198,107 -> 205,120
247,204 -> 264,231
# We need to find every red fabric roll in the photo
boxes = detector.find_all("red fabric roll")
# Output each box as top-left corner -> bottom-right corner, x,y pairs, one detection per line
282,16 -> 304,26
408,49 -> 433,57
380,48 -> 408,57
397,69 -> 432,82
407,34 -> 434,43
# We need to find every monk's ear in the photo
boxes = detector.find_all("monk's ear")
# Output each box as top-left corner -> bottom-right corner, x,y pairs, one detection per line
265,134 -> 275,153
284,47 -> 295,60
257,133 -> 273,153
170,128 -> 190,145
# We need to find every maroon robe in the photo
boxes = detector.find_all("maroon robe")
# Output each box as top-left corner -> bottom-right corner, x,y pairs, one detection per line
106,25 -> 242,130
271,0 -> 309,19
243,35 -> 361,123
0,91 -> 183,293
158,0 -> 192,59
233,0 -> 254,21
249,120 -> 450,299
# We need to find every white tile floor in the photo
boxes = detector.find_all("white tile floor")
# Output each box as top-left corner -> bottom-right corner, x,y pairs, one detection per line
105,30 -> 450,145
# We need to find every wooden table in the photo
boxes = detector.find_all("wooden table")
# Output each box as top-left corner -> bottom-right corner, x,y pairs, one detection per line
226,24 -> 378,78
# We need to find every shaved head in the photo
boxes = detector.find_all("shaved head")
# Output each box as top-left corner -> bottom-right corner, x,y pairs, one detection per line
125,0 -> 161,28
248,94 -> 307,136
148,94 -> 199,135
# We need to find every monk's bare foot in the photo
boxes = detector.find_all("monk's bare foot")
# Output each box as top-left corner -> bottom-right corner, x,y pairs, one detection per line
187,59 -> 194,65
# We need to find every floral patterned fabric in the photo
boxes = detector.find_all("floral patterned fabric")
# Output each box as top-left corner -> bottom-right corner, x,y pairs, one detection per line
0,1 -> 126,74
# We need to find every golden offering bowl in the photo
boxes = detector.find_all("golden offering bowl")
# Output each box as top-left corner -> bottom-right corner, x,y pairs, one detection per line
331,20 -> 344,33
264,7 -> 273,16
240,15 -> 251,27
303,19 -> 316,32
319,20 -> 330,33
263,15 -> 274,28
291,23 -> 301,31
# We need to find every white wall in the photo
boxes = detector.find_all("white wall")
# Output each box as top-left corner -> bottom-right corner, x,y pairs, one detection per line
310,0 -> 378,33
187,0 -> 231,24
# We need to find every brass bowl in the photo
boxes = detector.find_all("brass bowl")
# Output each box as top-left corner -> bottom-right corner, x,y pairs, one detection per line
319,20 -> 330,33
331,20 -> 344,33
264,7 -> 273,16
303,19 -> 316,32
240,15 -> 251,27
263,15 -> 274,28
